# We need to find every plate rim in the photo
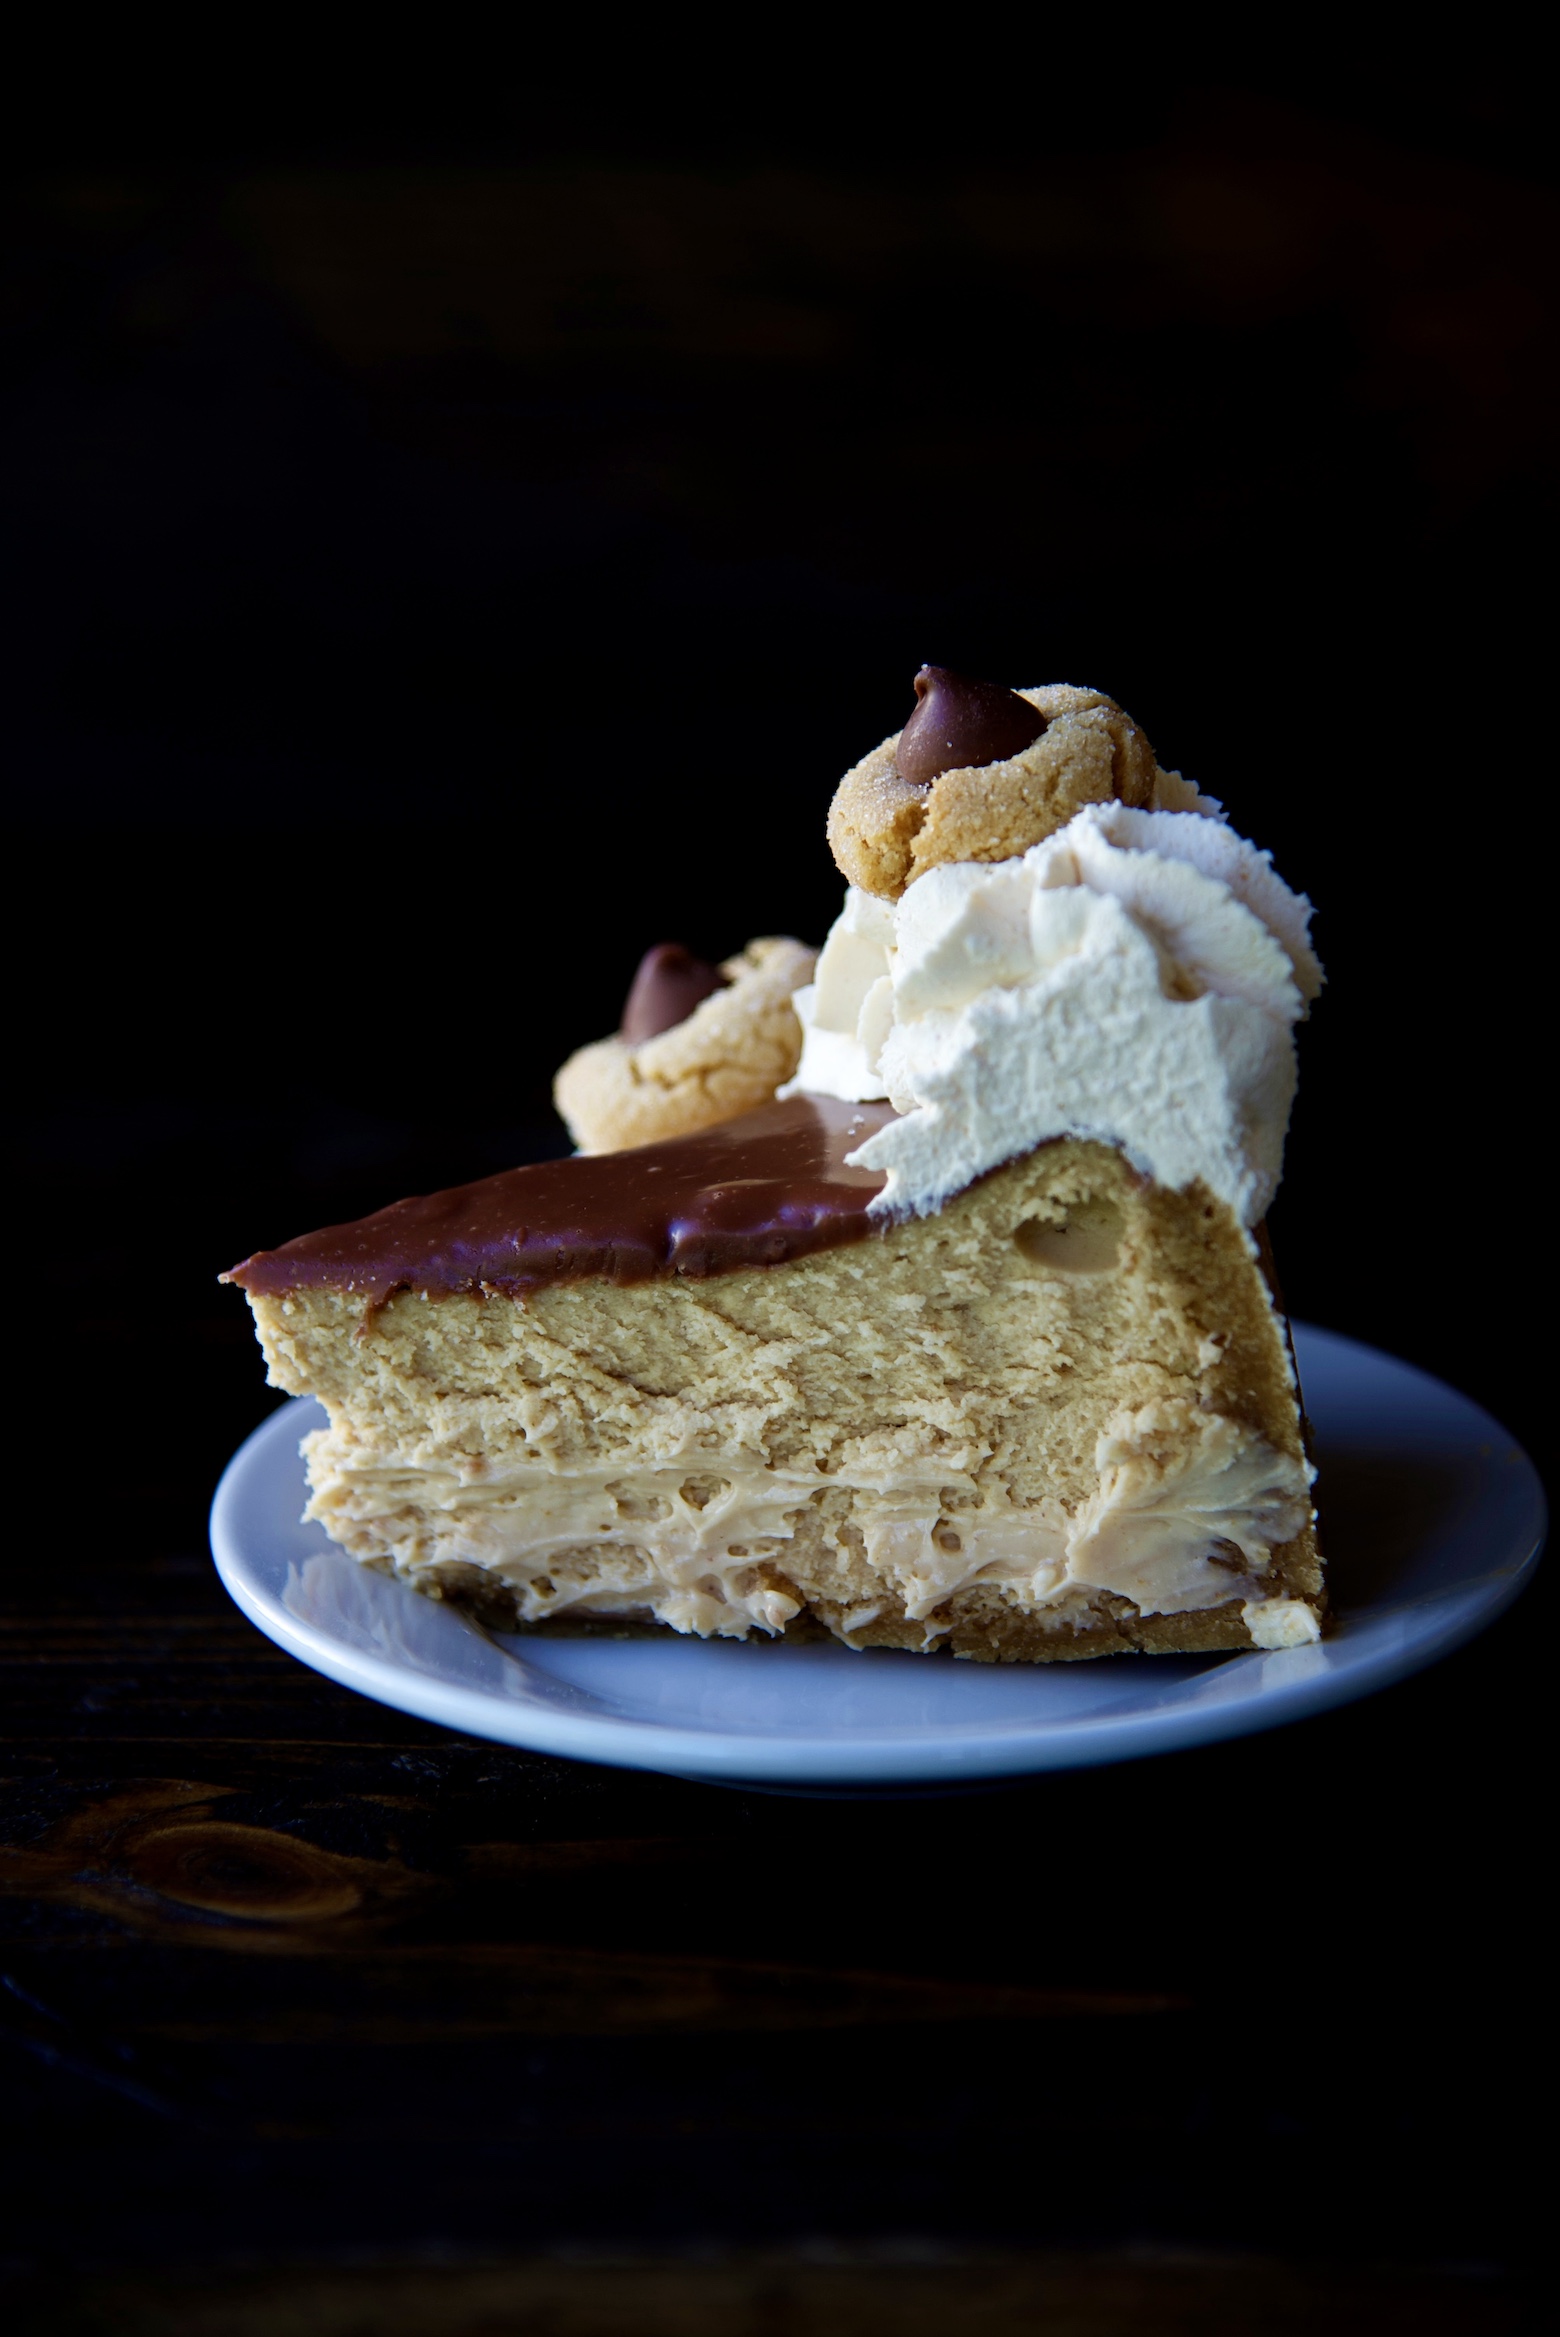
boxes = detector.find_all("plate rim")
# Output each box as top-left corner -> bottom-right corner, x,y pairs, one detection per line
209,1323 -> 1547,1786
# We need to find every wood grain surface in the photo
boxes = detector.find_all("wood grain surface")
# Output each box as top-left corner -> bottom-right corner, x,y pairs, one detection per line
3,2250 -> 1532,2336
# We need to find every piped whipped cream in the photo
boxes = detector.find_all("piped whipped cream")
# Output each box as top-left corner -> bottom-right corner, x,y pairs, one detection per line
787,802 -> 1321,1224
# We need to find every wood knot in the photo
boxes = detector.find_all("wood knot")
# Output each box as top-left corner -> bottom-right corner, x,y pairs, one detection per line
122,1821 -> 364,1922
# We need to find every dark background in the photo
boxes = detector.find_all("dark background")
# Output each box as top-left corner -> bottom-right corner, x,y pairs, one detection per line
3,57 -> 1552,2331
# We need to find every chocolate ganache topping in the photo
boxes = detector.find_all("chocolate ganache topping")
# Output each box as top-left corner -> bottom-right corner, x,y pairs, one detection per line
620,942 -> 728,1043
225,1096 -> 895,1309
895,664 -> 1048,787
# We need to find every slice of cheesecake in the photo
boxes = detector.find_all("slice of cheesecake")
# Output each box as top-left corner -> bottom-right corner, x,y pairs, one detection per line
225,1094 -> 1322,1661
225,664 -> 1326,1661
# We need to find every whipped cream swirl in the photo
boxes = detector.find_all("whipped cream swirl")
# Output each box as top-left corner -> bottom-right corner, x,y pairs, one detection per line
787,803 -> 1321,1225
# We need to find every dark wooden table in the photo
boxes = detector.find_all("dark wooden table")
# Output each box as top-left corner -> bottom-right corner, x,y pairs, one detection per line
2,1104 -> 1546,2334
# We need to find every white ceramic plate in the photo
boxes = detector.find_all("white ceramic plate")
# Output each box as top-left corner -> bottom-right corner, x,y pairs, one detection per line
210,1325 -> 1545,1790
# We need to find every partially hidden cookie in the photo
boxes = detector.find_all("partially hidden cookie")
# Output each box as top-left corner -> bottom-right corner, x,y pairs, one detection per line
554,936 -> 817,1155
828,679 -> 1215,901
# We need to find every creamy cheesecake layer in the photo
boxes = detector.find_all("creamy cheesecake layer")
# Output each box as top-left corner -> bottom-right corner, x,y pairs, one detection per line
301,1418 -> 1313,1653
243,1130 -> 1322,1661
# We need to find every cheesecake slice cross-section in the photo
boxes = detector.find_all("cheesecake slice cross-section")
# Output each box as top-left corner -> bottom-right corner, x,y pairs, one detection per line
225,1094 -> 1323,1661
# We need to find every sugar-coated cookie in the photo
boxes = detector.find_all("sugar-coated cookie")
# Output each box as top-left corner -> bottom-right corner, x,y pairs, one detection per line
554,937 -> 817,1154
828,683 -> 1210,900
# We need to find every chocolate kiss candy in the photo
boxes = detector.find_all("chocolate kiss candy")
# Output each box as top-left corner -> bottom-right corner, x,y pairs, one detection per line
620,943 -> 728,1044
895,664 -> 1048,787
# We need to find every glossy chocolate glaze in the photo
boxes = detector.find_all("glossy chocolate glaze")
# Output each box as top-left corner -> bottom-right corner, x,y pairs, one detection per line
225,1095 -> 896,1308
